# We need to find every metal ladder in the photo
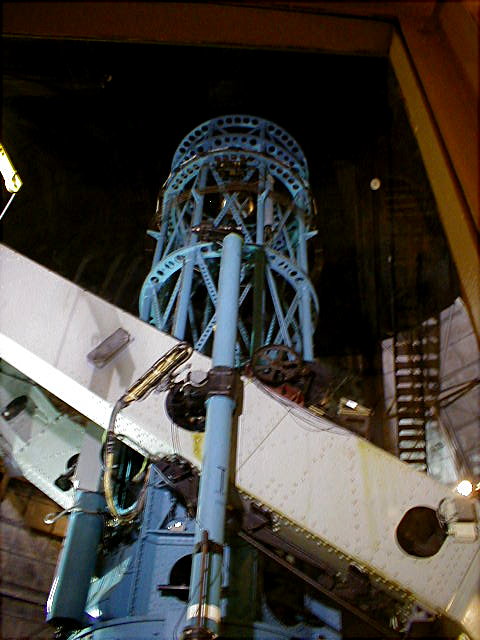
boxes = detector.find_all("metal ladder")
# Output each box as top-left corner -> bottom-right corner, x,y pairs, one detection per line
393,317 -> 440,471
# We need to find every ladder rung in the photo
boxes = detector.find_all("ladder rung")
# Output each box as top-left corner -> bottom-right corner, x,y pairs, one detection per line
399,430 -> 425,437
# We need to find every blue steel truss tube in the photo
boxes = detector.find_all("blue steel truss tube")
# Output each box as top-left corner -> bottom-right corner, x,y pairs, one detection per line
184,233 -> 242,637
296,214 -> 314,361
172,167 -> 207,340
140,115 -> 319,362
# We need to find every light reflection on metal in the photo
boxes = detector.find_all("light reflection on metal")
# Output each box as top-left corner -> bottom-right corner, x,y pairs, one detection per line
0,142 -> 22,222
0,142 -> 22,193
121,341 -> 192,405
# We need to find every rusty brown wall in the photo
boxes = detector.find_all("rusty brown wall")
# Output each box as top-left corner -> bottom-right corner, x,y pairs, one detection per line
1,476 -> 65,639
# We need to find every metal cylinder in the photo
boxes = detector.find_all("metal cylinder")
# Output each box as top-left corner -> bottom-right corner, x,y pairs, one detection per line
46,490 -> 104,626
184,232 -> 243,636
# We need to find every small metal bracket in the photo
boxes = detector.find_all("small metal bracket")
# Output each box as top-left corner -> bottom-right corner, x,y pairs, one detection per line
191,222 -> 242,242
181,626 -> 216,640
87,328 -> 131,369
207,366 -> 239,400
44,505 -> 104,525
193,539 -> 223,556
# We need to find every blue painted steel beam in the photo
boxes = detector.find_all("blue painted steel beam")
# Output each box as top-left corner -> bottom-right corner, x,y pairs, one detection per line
184,232 -> 243,636
172,169 -> 207,340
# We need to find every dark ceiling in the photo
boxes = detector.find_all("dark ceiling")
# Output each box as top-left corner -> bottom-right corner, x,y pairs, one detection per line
1,37 -> 459,361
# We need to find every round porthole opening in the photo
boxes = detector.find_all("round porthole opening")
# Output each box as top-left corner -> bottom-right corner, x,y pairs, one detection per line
396,506 -> 446,557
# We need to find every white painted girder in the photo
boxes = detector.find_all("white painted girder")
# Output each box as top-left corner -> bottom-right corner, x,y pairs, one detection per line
0,244 -> 479,638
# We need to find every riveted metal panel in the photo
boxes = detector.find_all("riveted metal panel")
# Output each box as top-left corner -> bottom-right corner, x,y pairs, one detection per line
0,245 -> 479,638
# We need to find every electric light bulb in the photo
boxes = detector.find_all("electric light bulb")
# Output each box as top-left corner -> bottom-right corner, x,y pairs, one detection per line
456,480 -> 473,497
